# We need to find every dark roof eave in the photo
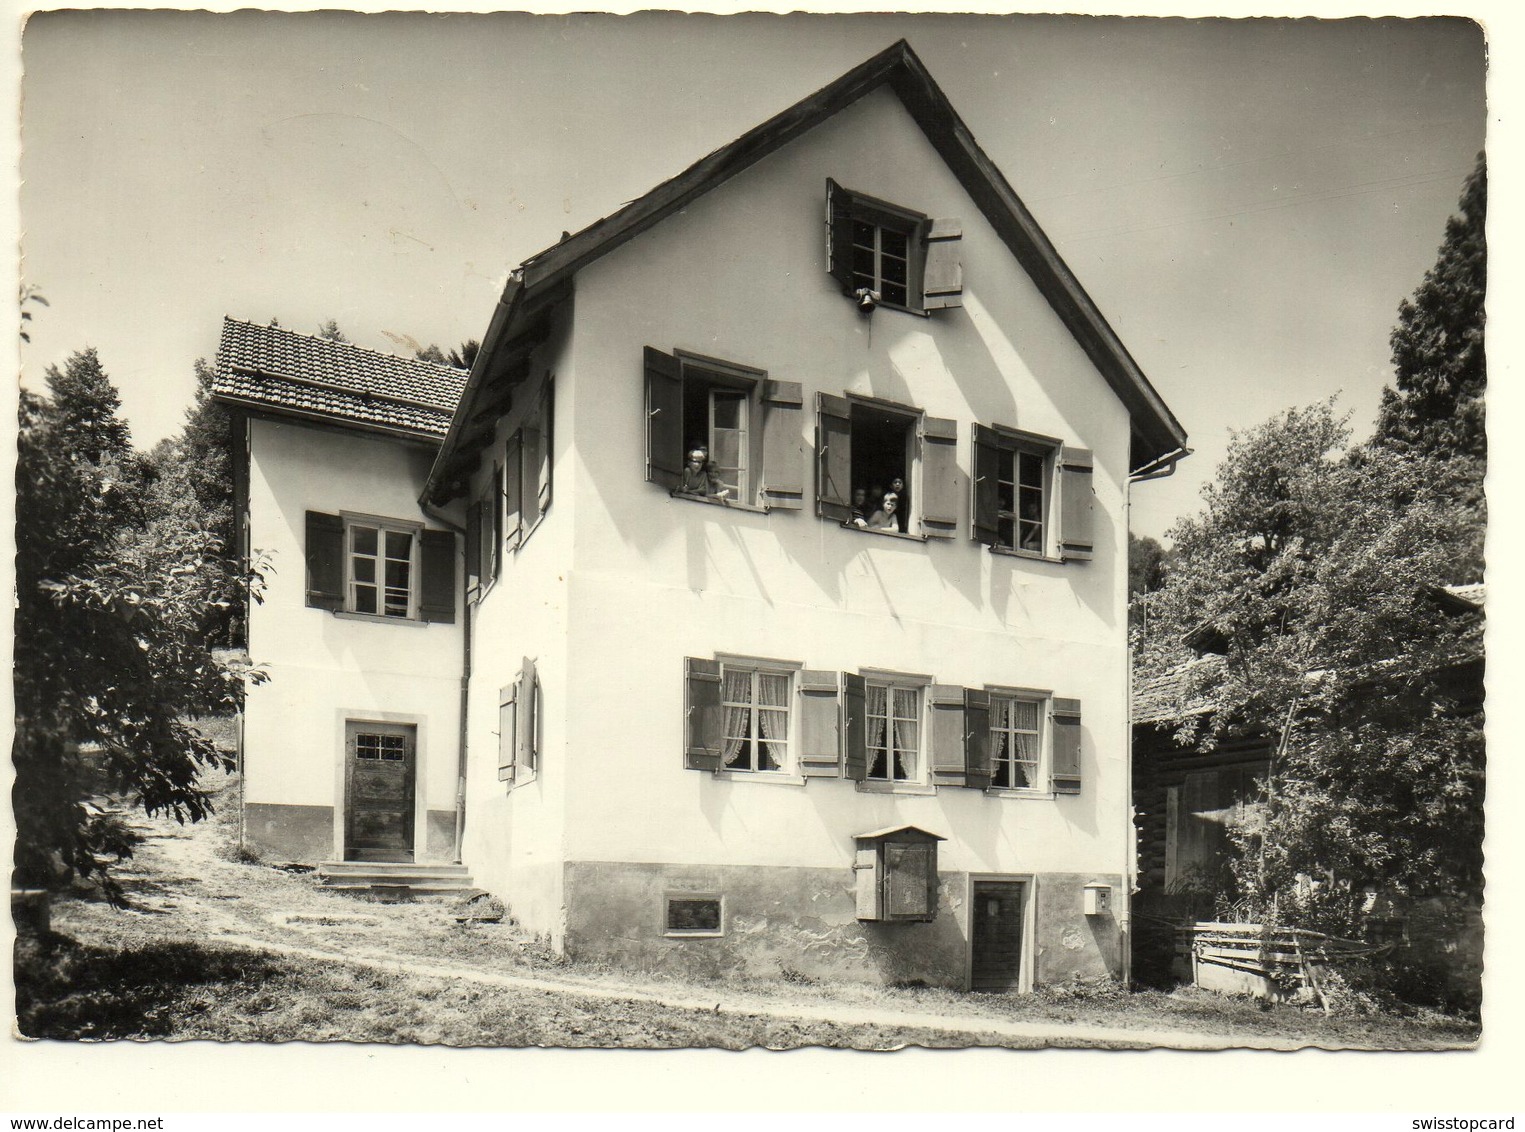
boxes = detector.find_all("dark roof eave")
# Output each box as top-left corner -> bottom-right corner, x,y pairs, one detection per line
213,394 -> 448,446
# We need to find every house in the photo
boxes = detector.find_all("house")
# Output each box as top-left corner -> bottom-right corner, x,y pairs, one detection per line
1131,586 -> 1485,998
217,40 -> 1188,992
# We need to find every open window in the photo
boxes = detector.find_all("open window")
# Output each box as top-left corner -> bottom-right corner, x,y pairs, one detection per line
972,424 -> 1091,560
684,656 -> 797,775
504,378 -> 555,555
827,180 -> 963,313
816,394 -> 957,538
646,348 -> 804,510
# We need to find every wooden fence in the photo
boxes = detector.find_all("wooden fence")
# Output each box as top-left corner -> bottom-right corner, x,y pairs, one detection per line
1177,921 -> 1391,1008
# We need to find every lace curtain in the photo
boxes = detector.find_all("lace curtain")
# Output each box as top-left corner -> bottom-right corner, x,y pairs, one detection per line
892,688 -> 918,779
722,669 -> 752,768
757,673 -> 788,771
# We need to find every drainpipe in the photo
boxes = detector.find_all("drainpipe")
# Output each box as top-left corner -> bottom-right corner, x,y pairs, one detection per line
422,498 -> 470,865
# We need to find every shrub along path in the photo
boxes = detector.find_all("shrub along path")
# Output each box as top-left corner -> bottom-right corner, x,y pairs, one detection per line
17,773 -> 1481,1049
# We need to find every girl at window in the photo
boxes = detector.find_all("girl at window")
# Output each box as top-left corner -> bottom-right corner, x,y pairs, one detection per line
868,492 -> 900,531
677,446 -> 729,500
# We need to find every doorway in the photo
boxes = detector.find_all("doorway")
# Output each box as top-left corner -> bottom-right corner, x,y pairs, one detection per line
344,721 -> 417,862
970,879 -> 1027,992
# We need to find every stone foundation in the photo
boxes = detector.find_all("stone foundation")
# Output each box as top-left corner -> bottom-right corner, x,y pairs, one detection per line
243,803 -> 334,862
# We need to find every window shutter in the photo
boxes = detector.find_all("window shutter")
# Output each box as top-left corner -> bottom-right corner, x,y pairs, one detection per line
1059,447 -> 1095,562
521,418 -> 543,531
826,179 -> 855,293
304,511 -> 345,610
497,682 -> 517,783
920,416 -> 959,539
761,379 -> 804,511
645,346 -> 684,491
842,671 -> 868,782
420,529 -> 457,624
971,424 -> 1002,547
816,392 -> 854,523
797,670 -> 842,777
492,462 -> 504,577
886,843 -> 934,917
503,431 -> 523,552
684,657 -> 724,771
538,380 -> 555,513
477,498 -> 494,587
854,843 -> 882,920
921,218 -> 964,310
929,684 -> 968,785
1052,697 -> 1082,794
963,688 -> 992,790
465,503 -> 482,598
516,655 -> 538,773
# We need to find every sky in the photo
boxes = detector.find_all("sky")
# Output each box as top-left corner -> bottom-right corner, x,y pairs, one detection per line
15,11 -> 1487,540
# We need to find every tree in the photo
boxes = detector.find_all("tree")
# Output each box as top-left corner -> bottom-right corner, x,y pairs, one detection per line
316,319 -> 350,343
14,349 -> 262,900
1135,402 -> 1483,994
415,338 -> 480,370
1374,156 -> 1485,464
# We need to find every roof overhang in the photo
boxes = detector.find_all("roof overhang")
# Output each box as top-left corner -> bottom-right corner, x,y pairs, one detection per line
423,38 -> 1189,503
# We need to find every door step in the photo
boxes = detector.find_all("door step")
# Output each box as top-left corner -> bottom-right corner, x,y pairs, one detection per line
316,861 -> 476,898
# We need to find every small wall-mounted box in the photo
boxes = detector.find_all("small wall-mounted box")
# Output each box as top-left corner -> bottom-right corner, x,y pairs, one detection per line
852,825 -> 946,923
1083,883 -> 1112,917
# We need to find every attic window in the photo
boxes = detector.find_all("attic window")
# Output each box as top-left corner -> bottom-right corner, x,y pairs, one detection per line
826,180 -> 962,313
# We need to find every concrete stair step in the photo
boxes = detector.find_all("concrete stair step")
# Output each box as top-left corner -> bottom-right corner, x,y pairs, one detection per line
321,881 -> 479,898
316,861 -> 475,895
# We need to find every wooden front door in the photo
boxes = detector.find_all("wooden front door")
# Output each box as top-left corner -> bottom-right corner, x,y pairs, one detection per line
344,721 -> 416,862
970,880 -> 1026,992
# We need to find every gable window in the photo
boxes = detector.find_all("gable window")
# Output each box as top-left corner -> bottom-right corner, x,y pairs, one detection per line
827,180 -> 963,313
972,424 -> 1093,561
990,694 -> 1045,790
816,394 -> 958,539
646,348 -> 805,511
866,680 -> 921,783
305,512 -> 455,624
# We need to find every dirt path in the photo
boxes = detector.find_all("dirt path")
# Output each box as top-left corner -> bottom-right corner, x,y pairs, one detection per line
31,777 -> 1479,1050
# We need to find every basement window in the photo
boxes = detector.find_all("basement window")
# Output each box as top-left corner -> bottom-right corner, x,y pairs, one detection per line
664,895 -> 724,937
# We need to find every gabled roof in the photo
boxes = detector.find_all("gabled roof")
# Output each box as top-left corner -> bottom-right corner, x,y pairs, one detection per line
1133,656 -> 1227,726
423,39 -> 1189,503
213,317 -> 467,440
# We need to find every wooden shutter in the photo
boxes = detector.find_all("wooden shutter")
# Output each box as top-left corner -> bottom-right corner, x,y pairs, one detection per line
1059,446 -> 1095,562
964,688 -> 992,790
826,179 -> 855,293
464,503 -> 482,598
538,380 -> 555,513
304,511 -> 345,610
761,379 -> 804,511
420,529 -> 457,624
886,842 -> 934,917
854,842 -> 882,920
516,655 -> 537,773
816,392 -> 853,523
1052,697 -> 1082,794
930,684 -> 968,785
645,347 -> 684,491
920,416 -> 959,538
842,672 -> 868,782
497,682 -> 517,783
503,431 -> 523,552
797,670 -> 842,777
491,463 -> 504,576
684,657 -> 724,771
971,424 -> 1002,547
520,417 -> 543,531
921,218 -> 964,310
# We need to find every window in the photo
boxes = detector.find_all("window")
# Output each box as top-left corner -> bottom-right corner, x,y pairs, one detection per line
305,511 -> 456,623
646,349 -> 805,511
990,694 -> 1045,790
665,896 -> 724,937
504,378 -> 555,555
866,681 -> 921,782
355,732 -> 406,762
973,425 -> 1094,561
816,394 -> 958,538
826,180 -> 963,313
497,656 -> 539,787
719,665 -> 791,773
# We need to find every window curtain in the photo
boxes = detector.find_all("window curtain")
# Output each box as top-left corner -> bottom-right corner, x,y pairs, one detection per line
757,673 -> 788,771
722,669 -> 753,768
892,688 -> 918,779
1012,700 -> 1040,787
989,696 -> 1010,781
866,683 -> 888,752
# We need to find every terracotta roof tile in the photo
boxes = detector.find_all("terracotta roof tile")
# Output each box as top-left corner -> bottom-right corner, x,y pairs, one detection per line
213,317 -> 467,437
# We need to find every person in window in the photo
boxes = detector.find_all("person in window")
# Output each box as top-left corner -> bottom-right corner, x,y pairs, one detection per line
851,487 -> 870,527
677,446 -> 729,500
867,492 -> 900,531
888,475 -> 909,532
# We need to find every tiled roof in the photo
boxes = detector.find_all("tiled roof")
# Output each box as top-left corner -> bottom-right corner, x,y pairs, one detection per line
213,317 -> 467,437
1133,656 -> 1226,726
